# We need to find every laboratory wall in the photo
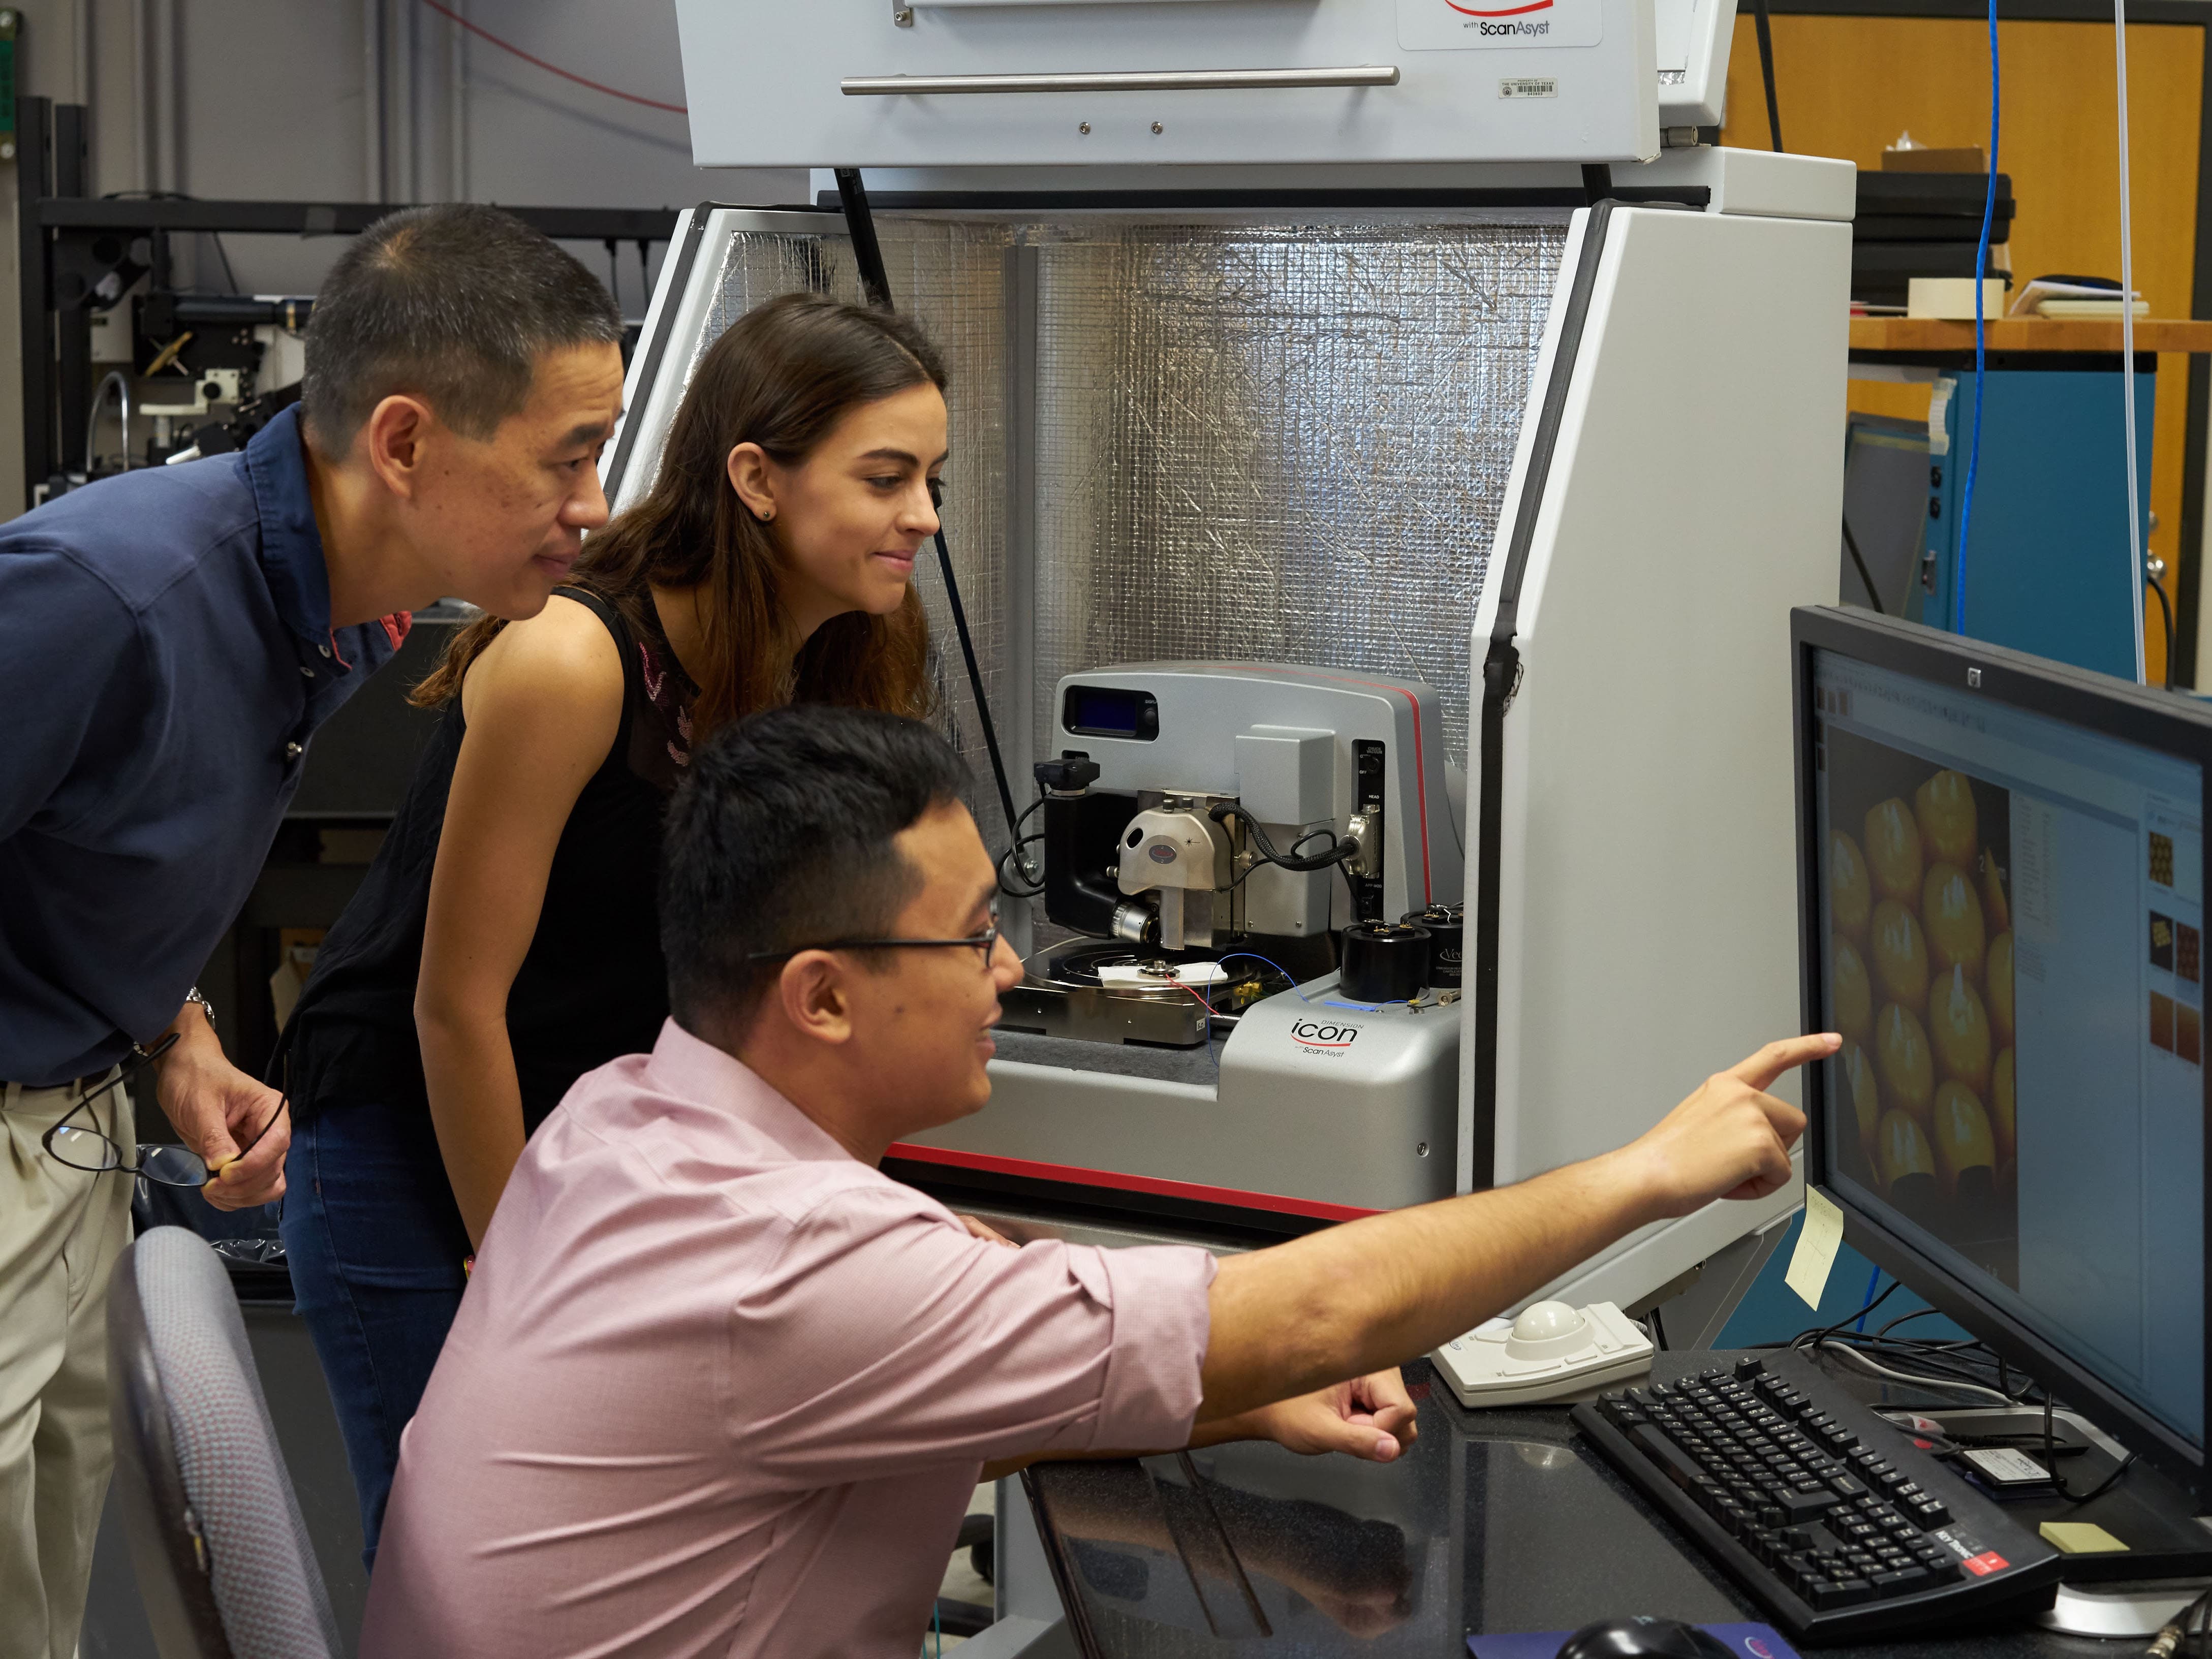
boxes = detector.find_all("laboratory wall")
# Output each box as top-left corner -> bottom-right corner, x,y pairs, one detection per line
0,0 -> 806,516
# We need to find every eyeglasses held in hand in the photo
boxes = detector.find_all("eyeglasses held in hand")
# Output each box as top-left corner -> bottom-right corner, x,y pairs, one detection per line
744,901 -> 1002,967
41,1031 -> 289,1189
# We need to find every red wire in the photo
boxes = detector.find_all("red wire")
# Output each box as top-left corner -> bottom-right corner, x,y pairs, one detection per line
1169,978 -> 1219,1019
1169,976 -> 1221,1063
416,0 -> 690,116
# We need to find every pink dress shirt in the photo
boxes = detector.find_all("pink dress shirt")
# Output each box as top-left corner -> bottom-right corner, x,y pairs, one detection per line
360,1019 -> 1216,1658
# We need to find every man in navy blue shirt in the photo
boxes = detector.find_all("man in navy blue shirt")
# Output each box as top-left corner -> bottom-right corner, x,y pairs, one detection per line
0,203 -> 626,1658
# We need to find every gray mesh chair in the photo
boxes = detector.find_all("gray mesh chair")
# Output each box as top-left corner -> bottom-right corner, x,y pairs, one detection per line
107,1225 -> 342,1659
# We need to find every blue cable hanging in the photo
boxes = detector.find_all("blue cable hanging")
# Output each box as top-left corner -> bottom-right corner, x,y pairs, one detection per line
1952,0 -> 2001,639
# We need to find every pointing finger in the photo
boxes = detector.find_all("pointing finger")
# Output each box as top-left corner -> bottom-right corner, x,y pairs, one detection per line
1727,1033 -> 1841,1092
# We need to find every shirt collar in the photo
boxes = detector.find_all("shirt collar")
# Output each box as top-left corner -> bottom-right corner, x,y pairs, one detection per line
644,1018 -> 867,1168
244,404 -> 333,648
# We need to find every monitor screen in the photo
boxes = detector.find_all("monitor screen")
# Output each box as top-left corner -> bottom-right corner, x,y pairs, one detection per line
1812,647 -> 2206,1449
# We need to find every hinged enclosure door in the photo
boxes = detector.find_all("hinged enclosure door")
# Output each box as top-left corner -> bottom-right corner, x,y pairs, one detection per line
675,0 -> 1660,168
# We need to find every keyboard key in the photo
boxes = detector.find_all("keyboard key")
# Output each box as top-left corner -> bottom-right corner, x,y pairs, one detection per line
1871,1567 -> 1931,1594
1630,1425 -> 1707,1492
1775,1487 -> 1837,1519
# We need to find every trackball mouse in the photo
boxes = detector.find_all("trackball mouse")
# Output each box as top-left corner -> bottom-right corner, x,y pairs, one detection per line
1555,1616 -> 1739,1659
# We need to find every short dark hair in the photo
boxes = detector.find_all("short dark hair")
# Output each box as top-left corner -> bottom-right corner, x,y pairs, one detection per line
662,705 -> 974,1030
300,203 -> 622,451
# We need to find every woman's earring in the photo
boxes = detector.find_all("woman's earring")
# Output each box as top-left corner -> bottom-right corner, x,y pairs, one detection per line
758,509 -> 774,523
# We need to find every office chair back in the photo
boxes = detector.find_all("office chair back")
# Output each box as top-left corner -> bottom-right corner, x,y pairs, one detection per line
107,1224 -> 342,1659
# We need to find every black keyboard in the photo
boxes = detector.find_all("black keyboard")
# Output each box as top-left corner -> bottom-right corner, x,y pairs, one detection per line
1572,1350 -> 2061,1641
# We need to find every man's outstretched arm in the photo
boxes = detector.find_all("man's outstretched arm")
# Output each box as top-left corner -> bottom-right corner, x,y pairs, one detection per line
1197,1034 -> 1834,1424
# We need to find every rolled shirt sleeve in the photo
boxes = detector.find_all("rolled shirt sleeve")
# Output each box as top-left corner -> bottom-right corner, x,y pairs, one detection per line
727,1186 -> 1216,1488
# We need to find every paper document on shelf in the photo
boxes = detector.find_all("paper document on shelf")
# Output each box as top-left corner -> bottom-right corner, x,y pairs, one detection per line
2008,277 -> 2144,318
1784,1188 -> 1845,1309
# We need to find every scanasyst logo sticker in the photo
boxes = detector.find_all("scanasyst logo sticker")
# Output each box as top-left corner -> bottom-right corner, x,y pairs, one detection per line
1398,0 -> 1603,50
1290,1019 -> 1361,1057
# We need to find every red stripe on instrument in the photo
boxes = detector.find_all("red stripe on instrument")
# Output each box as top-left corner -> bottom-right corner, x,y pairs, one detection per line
885,1143 -> 1378,1223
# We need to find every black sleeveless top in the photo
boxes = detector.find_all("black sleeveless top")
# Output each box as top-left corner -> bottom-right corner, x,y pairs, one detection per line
281,587 -> 699,1133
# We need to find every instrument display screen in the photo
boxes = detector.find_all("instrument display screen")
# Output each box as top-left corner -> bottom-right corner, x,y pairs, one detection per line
1063,685 -> 1160,741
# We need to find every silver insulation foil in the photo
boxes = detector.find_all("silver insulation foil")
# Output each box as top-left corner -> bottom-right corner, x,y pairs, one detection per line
639,211 -> 1566,826
1024,217 -> 1565,768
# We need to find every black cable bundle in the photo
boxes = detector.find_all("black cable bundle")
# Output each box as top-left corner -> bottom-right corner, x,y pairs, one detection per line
2149,569 -> 2178,692
998,795 -> 1048,899
1208,803 -> 1359,884
1766,1281 -> 2139,1504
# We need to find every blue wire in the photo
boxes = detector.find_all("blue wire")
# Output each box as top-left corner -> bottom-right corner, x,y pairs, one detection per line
1854,1267 -> 1884,1333
1953,0 -> 2000,637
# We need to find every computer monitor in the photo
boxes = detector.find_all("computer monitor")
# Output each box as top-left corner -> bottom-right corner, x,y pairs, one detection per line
1793,606 -> 2212,1504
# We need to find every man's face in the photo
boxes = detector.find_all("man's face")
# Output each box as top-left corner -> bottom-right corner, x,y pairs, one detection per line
842,802 -> 1023,1138
409,341 -> 626,617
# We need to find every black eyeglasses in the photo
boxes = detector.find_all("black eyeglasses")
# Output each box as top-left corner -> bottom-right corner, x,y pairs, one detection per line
42,1031 -> 289,1189
746,901 -> 1002,967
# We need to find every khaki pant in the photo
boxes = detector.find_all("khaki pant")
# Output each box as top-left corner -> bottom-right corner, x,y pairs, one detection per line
0,1073 -> 133,1659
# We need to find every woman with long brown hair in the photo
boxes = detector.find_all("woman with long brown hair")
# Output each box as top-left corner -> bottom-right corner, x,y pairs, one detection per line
275,291 -> 947,1562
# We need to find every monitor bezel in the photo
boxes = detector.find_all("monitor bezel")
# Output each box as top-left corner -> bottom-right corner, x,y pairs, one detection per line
1792,604 -> 2212,1507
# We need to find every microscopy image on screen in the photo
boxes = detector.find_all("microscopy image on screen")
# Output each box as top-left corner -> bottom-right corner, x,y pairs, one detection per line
1824,725 -> 2017,1288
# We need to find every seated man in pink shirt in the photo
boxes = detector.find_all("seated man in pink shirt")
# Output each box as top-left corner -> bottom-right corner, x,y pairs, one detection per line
363,706 -> 1832,1659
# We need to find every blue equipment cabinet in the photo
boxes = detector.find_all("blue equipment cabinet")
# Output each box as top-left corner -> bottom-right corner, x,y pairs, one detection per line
1901,353 -> 2157,679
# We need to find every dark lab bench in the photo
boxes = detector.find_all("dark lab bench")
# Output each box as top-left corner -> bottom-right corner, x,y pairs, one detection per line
1022,1351 -> 2150,1658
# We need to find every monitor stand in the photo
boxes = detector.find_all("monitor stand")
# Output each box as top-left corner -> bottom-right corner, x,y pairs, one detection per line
1912,1404 -> 2212,1638
2043,1580 -> 2211,1638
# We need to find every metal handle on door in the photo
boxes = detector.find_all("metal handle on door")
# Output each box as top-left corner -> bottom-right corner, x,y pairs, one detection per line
840,65 -> 1401,95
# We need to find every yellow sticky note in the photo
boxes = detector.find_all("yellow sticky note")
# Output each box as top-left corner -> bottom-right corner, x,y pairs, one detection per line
2041,1522 -> 2129,1554
1785,1188 -> 1845,1309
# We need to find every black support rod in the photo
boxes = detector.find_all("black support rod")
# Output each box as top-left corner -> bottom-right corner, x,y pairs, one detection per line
833,167 -> 896,312
832,167 -> 1026,861
1751,0 -> 1785,152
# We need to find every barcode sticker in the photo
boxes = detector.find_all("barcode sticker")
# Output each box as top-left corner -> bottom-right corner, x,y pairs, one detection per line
1500,77 -> 1558,98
